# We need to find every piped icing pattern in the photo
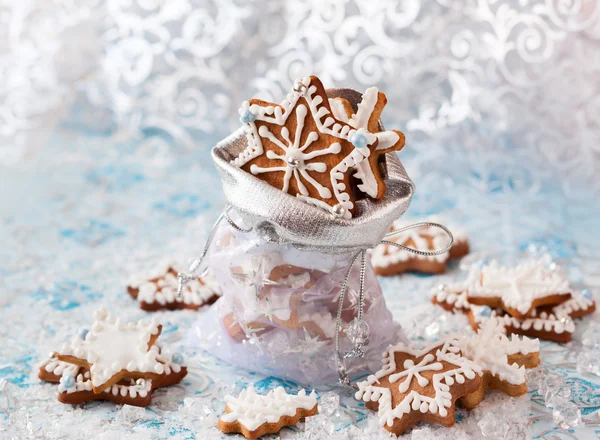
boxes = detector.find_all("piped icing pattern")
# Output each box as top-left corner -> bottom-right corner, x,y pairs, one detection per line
129,262 -> 221,308
455,318 -> 539,385
220,385 -> 318,432
57,307 -> 177,387
471,306 -> 576,335
355,339 -> 482,428
552,294 -> 595,318
234,76 -> 376,219
371,216 -> 467,268
432,283 -> 471,312
466,259 -> 570,316
328,87 -> 405,198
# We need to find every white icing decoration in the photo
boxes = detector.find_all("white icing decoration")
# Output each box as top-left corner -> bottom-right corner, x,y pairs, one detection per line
552,294 -> 594,318
329,88 -> 402,198
355,339 -> 482,427
432,283 -> 470,310
298,310 -> 337,339
220,385 -> 317,432
455,318 -> 539,385
371,216 -> 467,268
234,76 -> 375,219
58,307 -> 182,388
130,262 -> 221,307
472,306 -> 576,335
467,259 -> 571,315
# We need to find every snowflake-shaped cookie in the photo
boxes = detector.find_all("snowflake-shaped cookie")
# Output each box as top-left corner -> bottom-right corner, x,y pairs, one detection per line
355,339 -> 482,436
128,262 -> 221,311
466,259 -> 571,319
218,385 -> 318,438
234,75 -> 378,219
38,308 -> 187,406
455,318 -> 540,409
329,87 -> 406,199
51,307 -> 186,393
371,216 -> 469,276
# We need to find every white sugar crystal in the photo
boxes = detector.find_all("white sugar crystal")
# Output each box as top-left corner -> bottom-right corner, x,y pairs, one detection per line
576,350 -> 600,376
114,405 -> 147,428
550,397 -> 582,430
478,412 -> 510,439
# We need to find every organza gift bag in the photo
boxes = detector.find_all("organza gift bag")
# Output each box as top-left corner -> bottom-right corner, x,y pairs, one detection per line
189,88 -> 415,387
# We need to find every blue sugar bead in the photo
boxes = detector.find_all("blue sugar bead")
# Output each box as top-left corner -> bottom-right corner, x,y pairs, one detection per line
62,375 -> 75,388
478,306 -> 492,318
350,132 -> 367,149
240,109 -> 256,124
582,288 -> 592,299
78,328 -> 89,340
172,352 -> 184,365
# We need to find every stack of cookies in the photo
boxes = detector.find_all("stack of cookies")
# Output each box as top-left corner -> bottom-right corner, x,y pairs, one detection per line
38,308 -> 187,407
432,259 -> 596,342
233,75 -> 406,219
355,317 -> 541,436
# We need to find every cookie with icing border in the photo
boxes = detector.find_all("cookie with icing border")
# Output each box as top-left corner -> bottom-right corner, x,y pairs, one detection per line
218,385 -> 318,439
39,354 -> 186,407
542,291 -> 596,319
128,263 -> 221,312
329,88 -> 406,199
48,307 -> 187,394
221,313 -> 271,343
38,309 -> 187,406
234,75 -> 378,219
355,339 -> 482,436
371,217 -> 469,276
298,310 -> 338,340
466,259 -> 571,319
431,283 -> 471,314
468,306 -> 575,343
455,318 -> 540,409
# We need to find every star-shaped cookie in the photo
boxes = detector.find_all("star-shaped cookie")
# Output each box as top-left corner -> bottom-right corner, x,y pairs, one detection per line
128,262 -> 221,311
371,217 -> 469,276
329,87 -> 405,199
234,75 -> 378,219
355,339 -> 482,436
38,308 -> 187,406
466,259 -> 571,319
218,385 -> 318,439
455,317 -> 540,409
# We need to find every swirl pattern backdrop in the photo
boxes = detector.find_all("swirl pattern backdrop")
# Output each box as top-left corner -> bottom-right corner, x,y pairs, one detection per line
1,1 -> 599,439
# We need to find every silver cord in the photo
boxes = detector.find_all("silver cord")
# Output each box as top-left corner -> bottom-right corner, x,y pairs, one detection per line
177,205 -> 252,299
333,221 -> 455,388
380,221 -> 454,256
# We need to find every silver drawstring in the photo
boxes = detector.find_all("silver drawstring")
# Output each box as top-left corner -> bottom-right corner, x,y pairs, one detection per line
176,205 -> 252,299
333,221 -> 453,388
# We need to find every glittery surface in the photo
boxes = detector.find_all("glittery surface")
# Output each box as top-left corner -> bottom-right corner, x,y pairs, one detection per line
1,0 -> 600,438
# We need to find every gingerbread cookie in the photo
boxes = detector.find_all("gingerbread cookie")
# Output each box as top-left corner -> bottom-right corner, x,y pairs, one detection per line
466,259 -> 571,319
431,283 -> 472,314
218,385 -> 318,439
455,318 -> 540,409
234,75 -> 378,219
355,339 -> 482,436
329,87 -> 406,199
128,262 -> 221,312
371,217 -> 469,276
468,305 -> 576,343
38,308 -> 187,406
550,289 -> 596,319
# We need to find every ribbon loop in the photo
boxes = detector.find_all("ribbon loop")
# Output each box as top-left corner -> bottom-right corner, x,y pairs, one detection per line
380,221 -> 454,257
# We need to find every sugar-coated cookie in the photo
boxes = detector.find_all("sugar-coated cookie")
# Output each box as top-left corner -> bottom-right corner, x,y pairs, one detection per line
371,217 -> 469,276
355,339 -> 482,436
38,307 -> 187,406
234,76 -> 379,219
218,385 -> 318,439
